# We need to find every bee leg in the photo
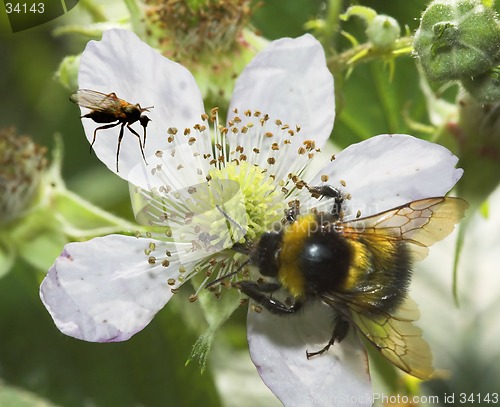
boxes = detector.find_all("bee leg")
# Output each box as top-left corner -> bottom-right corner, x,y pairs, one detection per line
284,200 -> 301,223
231,242 -> 253,255
90,122 -> 121,155
306,317 -> 350,359
235,281 -> 303,315
307,185 -> 344,218
127,124 -> 148,165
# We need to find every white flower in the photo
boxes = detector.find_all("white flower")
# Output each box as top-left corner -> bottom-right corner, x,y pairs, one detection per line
40,29 -> 463,407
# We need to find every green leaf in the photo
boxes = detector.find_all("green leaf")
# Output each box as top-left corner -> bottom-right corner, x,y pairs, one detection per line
188,274 -> 243,370
334,58 -> 429,148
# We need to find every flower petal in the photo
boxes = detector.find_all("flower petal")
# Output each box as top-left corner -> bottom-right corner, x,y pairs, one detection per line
40,234 -> 187,342
247,301 -> 372,407
307,134 -> 463,218
228,34 -> 335,173
77,29 -> 208,187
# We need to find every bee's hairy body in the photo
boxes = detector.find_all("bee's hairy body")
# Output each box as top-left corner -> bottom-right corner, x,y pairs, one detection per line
248,213 -> 412,318
268,214 -> 412,314
228,186 -> 468,379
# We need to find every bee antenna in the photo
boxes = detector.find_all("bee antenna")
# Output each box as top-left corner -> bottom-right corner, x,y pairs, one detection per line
205,257 -> 253,289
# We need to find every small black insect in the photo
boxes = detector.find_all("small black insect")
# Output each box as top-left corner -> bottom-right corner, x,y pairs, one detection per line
70,89 -> 153,172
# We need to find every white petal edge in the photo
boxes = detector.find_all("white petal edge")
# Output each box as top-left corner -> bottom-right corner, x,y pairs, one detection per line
77,29 -> 208,188
40,234 -> 182,342
307,134 -> 463,219
247,300 -> 372,407
228,34 -> 335,166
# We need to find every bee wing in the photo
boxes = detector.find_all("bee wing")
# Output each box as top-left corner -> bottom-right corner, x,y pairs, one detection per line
70,89 -> 122,112
325,295 -> 433,379
341,197 -> 468,260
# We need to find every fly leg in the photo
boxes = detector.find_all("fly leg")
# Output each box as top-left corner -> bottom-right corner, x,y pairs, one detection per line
115,122 -> 126,172
127,124 -> 148,165
89,121 -> 121,155
139,116 -> 151,150
234,280 -> 303,315
306,317 -> 350,359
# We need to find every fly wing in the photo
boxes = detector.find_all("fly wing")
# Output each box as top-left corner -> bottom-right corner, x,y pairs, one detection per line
340,197 -> 468,260
70,89 -> 122,112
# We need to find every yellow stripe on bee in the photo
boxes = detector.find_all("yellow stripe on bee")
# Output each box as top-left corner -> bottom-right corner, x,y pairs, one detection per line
341,239 -> 371,291
278,214 -> 316,298
341,237 -> 397,291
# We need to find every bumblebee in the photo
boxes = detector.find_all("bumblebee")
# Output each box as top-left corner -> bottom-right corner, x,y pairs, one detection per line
70,89 -> 153,172
216,187 -> 468,380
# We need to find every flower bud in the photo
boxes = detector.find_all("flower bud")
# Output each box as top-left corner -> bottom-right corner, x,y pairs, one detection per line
0,126 -> 47,224
341,6 -> 400,49
366,14 -> 401,49
414,0 -> 500,82
144,0 -> 259,104
55,54 -> 80,91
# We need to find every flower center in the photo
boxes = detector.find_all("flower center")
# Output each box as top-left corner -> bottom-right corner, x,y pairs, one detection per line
207,160 -> 283,243
133,108 -> 316,297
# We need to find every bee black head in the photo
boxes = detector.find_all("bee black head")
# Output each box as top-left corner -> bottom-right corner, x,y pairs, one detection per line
256,232 -> 282,278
